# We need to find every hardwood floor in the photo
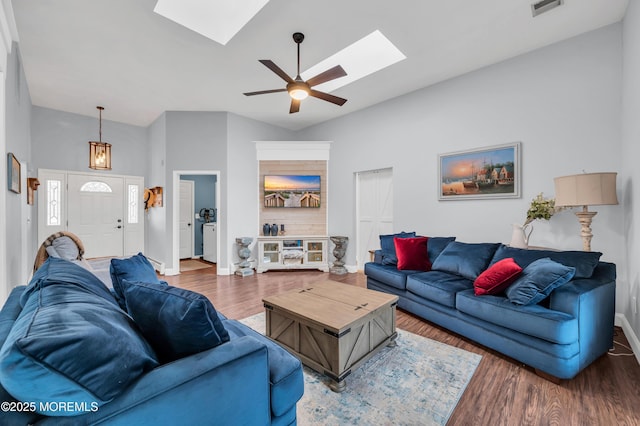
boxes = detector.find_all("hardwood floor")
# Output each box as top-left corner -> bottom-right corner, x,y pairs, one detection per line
165,266 -> 640,425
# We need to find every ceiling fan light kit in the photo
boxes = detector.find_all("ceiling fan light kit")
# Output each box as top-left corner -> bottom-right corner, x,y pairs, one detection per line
244,32 -> 347,113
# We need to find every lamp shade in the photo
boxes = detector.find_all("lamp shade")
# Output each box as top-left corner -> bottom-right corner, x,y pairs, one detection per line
553,172 -> 618,207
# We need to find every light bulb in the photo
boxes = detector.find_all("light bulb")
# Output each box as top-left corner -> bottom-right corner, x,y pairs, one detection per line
289,88 -> 309,100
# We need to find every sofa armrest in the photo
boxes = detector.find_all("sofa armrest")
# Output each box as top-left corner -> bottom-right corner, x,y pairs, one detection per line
548,263 -> 616,371
37,336 -> 271,425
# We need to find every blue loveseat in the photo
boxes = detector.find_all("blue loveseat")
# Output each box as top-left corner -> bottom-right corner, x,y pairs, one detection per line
365,235 -> 616,380
0,256 -> 304,425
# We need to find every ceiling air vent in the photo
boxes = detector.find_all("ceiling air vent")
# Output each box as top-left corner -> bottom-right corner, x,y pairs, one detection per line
531,0 -> 564,17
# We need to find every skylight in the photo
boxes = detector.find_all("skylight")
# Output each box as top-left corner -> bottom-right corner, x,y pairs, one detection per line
153,0 -> 269,46
301,30 -> 406,93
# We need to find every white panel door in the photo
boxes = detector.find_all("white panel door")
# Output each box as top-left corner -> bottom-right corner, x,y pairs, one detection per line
179,180 -> 194,259
356,168 -> 393,269
67,174 -> 124,258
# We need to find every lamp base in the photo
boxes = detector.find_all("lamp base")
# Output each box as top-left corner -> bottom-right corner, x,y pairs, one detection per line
574,207 -> 597,252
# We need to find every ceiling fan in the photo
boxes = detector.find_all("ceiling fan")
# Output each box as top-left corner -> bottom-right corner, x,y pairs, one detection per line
244,32 -> 348,114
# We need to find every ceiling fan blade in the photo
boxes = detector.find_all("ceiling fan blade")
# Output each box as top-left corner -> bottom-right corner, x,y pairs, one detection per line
243,88 -> 287,96
289,99 -> 301,114
309,90 -> 347,106
259,60 -> 294,84
306,65 -> 347,88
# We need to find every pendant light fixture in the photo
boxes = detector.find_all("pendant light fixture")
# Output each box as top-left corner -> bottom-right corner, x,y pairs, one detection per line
88,106 -> 112,170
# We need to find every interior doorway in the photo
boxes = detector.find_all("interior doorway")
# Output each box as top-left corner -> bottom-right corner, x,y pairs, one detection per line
355,168 -> 393,270
172,170 -> 220,275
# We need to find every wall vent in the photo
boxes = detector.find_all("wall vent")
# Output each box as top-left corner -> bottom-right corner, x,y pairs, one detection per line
531,0 -> 564,17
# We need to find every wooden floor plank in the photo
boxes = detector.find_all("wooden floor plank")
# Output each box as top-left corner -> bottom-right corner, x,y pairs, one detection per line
165,266 -> 640,425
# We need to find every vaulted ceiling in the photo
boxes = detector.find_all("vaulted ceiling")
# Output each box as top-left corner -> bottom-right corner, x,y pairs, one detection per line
12,0 -> 628,131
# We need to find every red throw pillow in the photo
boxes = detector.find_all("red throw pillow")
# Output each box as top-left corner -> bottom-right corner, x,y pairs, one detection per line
474,257 -> 523,296
394,237 -> 431,271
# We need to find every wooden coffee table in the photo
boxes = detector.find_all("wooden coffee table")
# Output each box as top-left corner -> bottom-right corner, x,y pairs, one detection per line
262,280 -> 398,392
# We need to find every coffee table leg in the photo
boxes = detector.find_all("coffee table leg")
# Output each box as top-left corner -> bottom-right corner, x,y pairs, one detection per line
387,332 -> 398,347
329,378 -> 346,393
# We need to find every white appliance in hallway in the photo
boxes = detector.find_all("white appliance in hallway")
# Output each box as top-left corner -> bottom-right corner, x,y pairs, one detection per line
203,223 -> 217,263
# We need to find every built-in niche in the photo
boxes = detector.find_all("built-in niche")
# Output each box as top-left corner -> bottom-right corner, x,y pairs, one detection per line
259,160 -> 327,236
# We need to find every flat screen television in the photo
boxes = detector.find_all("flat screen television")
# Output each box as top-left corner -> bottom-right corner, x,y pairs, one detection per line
264,175 -> 321,208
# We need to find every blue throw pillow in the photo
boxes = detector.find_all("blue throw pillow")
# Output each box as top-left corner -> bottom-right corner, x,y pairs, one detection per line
431,242 -> 500,280
121,280 -> 230,363
380,232 -> 416,265
110,253 -> 162,309
505,258 -> 576,306
0,276 -> 158,415
489,244 -> 601,278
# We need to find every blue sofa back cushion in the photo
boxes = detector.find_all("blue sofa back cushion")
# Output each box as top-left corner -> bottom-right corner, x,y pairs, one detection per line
121,280 -> 230,363
0,270 -> 158,416
21,257 -> 118,308
110,253 -> 162,309
490,244 -> 601,278
380,232 -> 416,265
431,242 -> 500,280
425,236 -> 456,263
505,258 -> 576,306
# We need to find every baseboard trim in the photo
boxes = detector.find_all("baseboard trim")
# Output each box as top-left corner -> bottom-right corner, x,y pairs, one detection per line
615,313 -> 640,365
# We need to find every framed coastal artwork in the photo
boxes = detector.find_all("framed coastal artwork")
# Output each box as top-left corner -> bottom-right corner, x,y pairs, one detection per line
7,153 -> 21,194
264,175 -> 321,208
438,142 -> 521,201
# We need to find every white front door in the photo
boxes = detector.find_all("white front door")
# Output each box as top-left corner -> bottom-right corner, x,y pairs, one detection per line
179,180 -> 194,259
67,174 -> 124,258
356,168 -> 393,270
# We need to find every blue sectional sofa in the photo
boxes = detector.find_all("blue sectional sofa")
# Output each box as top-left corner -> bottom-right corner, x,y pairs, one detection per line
365,236 -> 616,380
0,256 -> 304,425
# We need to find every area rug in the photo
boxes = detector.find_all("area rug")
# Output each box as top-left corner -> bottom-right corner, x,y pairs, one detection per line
239,313 -> 482,425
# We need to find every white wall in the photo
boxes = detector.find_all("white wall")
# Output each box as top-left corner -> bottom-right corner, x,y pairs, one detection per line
298,24 -> 626,308
31,106 -> 147,176
4,43 -> 31,289
145,112 -> 167,267
162,111 -> 228,273
622,3 -> 640,344
225,113 -> 295,271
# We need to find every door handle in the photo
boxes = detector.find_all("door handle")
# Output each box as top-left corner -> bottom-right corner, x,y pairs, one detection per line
116,225 -> 122,229
188,223 -> 192,227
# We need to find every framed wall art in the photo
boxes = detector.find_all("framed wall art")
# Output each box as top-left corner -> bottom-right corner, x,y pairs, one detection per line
438,142 -> 521,201
7,153 -> 21,194
264,175 -> 321,208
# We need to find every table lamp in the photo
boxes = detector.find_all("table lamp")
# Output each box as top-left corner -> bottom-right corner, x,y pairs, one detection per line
553,172 -> 618,251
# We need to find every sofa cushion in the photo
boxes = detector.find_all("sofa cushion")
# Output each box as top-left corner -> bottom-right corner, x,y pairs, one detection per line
110,253 -> 162,309
0,262 -> 158,416
406,271 -> 473,308
121,280 -> 230,363
21,256 -> 118,308
394,236 -> 431,271
426,236 -> 456,263
505,258 -> 576,305
380,231 -> 416,265
456,289 -> 578,344
222,319 -> 304,418
489,244 -> 601,278
364,262 -> 419,290
431,242 -> 500,280
474,257 -> 523,296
